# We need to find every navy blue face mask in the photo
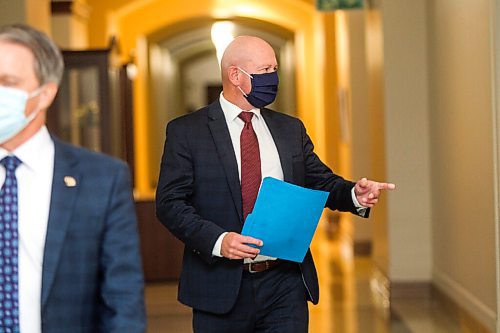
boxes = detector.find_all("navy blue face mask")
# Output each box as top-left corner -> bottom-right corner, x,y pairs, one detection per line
237,67 -> 279,108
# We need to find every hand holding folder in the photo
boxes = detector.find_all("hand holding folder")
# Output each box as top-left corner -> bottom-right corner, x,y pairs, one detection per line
241,177 -> 329,262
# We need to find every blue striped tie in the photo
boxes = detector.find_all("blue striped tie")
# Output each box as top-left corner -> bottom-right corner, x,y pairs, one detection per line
0,156 -> 21,333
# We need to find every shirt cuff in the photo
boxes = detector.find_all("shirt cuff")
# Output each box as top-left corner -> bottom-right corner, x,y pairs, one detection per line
351,187 -> 368,217
212,232 -> 228,257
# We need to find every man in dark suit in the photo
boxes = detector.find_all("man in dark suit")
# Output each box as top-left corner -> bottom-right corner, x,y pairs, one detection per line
156,36 -> 394,332
0,24 -> 145,332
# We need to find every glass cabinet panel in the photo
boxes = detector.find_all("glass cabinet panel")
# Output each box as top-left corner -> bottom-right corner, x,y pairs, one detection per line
48,50 -> 112,154
48,49 -> 135,184
56,65 -> 102,151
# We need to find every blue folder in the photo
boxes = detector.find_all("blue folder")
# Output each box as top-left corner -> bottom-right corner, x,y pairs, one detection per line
241,177 -> 329,262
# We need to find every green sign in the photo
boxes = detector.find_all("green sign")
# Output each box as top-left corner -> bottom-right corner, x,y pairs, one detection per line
316,0 -> 364,10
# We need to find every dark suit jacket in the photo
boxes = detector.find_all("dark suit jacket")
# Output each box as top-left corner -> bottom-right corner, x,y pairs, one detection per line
40,138 -> 146,332
156,101 -> 367,314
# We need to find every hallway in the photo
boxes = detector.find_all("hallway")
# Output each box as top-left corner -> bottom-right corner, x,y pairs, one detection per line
145,231 -> 462,333
0,1 -> 498,332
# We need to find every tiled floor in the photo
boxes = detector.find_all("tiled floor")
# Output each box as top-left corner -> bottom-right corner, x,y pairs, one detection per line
145,230 -> 462,332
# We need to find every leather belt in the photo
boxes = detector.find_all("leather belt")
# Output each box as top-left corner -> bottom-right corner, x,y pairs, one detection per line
242,260 -> 280,273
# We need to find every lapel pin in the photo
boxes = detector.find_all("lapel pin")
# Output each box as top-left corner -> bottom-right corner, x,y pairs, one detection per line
64,176 -> 77,187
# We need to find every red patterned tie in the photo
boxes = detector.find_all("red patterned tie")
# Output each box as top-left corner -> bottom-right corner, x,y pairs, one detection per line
239,112 -> 262,221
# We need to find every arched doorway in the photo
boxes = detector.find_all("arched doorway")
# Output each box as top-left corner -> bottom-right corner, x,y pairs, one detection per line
109,0 -> 340,195
146,18 -> 297,187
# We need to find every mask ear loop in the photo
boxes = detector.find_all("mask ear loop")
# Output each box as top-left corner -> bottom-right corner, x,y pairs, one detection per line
237,67 -> 254,79
237,86 -> 248,97
236,67 -> 253,97
25,85 -> 45,122
27,85 -> 44,99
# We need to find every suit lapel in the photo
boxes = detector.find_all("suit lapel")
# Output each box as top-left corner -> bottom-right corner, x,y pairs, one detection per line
207,102 -> 243,222
261,109 -> 294,182
41,138 -> 80,308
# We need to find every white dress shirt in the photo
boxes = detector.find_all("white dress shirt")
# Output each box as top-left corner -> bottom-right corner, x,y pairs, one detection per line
211,94 -> 366,261
212,94 -> 283,262
0,126 -> 54,333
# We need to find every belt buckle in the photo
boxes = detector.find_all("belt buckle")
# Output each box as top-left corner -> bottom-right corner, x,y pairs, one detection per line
248,262 -> 258,273
248,261 -> 271,273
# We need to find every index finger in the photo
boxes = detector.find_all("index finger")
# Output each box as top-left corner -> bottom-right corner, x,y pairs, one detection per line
377,182 -> 396,190
240,235 -> 263,247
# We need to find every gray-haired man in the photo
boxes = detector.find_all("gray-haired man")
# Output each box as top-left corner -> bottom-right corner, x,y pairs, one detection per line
0,24 -> 146,332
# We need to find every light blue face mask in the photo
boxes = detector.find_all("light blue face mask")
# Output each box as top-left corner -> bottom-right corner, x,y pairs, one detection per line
0,86 -> 43,144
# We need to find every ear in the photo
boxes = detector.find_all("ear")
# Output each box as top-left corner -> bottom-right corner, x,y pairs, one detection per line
227,66 -> 241,86
38,82 -> 58,110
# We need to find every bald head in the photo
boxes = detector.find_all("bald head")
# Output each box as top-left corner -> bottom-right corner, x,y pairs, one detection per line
221,36 -> 276,81
220,36 -> 278,110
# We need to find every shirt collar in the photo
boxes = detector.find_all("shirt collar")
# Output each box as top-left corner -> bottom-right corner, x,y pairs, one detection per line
0,126 -> 53,171
219,93 -> 261,123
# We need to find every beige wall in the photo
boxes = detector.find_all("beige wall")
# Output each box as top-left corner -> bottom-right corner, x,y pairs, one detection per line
428,0 -> 497,329
364,6 -> 390,275
52,16 -> 89,49
382,1 -> 433,282
365,1 -> 433,281
0,0 -> 51,33
494,1 -> 500,331
336,10 -> 373,244
365,1 -> 497,329
51,0 -> 90,48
